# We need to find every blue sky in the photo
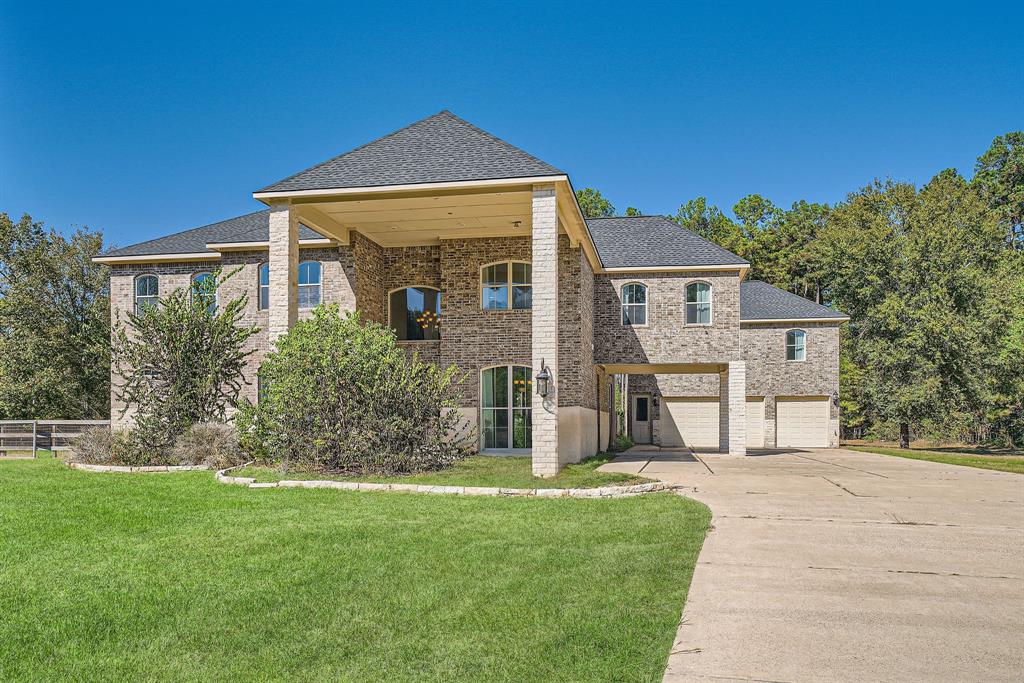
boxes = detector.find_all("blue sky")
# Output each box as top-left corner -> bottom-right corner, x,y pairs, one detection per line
1,1 -> 1021,248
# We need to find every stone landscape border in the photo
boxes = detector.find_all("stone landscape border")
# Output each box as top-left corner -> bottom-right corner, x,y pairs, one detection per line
216,464 -> 675,498
69,462 -> 209,473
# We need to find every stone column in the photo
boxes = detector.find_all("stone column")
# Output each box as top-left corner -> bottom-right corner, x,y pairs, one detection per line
531,185 -> 560,477
268,202 -> 299,343
719,361 -> 747,455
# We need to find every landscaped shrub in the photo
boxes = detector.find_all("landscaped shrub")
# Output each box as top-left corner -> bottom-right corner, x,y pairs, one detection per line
236,307 -> 474,475
111,270 -> 257,462
169,422 -> 247,469
70,427 -> 136,465
610,434 -> 635,452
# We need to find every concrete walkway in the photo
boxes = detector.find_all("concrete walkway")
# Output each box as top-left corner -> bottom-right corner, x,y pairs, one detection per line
602,447 -> 1024,682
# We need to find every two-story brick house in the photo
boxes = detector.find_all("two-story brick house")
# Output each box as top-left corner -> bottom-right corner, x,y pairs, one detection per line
96,111 -> 847,476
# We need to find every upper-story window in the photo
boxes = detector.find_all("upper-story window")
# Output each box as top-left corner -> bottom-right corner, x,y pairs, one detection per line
621,283 -> 648,325
191,272 -> 217,314
786,329 -> 806,361
481,261 -> 531,310
685,282 -> 712,325
135,274 -> 159,315
258,264 -> 270,311
298,261 -> 321,309
389,286 -> 441,341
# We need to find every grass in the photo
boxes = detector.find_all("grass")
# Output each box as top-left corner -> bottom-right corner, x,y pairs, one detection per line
849,445 -> 1024,474
234,452 -> 649,489
0,458 -> 708,681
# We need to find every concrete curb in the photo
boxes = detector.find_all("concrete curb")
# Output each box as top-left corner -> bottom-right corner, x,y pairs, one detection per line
68,462 -> 210,473
215,463 -> 674,498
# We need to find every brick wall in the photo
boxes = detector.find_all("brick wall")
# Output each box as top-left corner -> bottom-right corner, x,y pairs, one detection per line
593,270 -> 742,364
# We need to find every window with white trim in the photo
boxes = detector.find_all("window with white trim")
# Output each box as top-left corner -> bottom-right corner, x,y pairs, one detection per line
786,329 -> 806,361
621,283 -> 647,325
685,282 -> 712,325
481,261 -> 531,310
481,365 -> 532,449
389,286 -> 441,341
298,261 -> 321,309
258,264 -> 270,311
191,272 -> 216,314
135,275 -> 159,315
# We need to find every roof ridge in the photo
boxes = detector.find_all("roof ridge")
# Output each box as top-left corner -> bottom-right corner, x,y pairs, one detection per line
255,111 -> 450,193
438,110 -> 564,174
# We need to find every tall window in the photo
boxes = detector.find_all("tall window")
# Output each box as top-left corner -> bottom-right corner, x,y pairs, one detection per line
786,329 -> 806,361
258,264 -> 270,311
481,365 -> 532,449
389,287 -> 441,341
191,272 -> 216,313
621,283 -> 648,325
481,261 -> 531,310
685,282 -> 712,325
134,275 -> 159,314
298,261 -> 321,309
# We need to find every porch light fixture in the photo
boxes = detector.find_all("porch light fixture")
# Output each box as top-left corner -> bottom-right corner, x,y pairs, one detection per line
536,362 -> 552,398
831,390 -> 840,407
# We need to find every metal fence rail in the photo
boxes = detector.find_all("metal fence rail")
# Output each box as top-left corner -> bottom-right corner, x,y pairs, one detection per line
0,420 -> 110,457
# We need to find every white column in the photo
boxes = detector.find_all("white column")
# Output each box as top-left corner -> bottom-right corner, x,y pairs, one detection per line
268,202 -> 299,343
531,185 -> 559,477
719,361 -> 747,455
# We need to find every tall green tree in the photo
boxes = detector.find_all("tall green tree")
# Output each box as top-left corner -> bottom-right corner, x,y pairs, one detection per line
575,188 -> 616,218
671,197 -> 738,245
972,131 -> 1024,249
0,213 -> 110,419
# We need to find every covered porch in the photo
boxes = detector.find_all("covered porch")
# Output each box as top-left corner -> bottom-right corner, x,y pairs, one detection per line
599,362 -> 748,456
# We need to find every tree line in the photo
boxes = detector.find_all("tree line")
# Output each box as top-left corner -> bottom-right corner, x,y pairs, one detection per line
577,132 -> 1023,447
2,132 -> 1021,446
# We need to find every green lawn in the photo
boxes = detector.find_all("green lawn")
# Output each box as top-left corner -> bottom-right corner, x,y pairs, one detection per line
0,459 -> 708,681
849,445 -> 1024,474
235,453 -> 649,489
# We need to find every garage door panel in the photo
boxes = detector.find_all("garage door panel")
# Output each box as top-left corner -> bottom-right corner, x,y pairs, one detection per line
776,397 -> 829,448
663,399 -> 719,448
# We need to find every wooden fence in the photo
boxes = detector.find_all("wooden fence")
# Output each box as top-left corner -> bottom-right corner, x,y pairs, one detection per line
0,420 -> 110,457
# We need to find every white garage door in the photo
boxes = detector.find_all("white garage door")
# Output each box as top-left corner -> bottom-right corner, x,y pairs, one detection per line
776,397 -> 829,448
746,398 -> 765,448
662,398 -> 719,449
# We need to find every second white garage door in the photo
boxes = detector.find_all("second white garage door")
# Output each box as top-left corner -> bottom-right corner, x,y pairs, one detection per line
776,397 -> 830,448
662,398 -> 719,448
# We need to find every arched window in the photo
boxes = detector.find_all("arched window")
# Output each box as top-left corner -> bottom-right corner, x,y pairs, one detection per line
685,282 -> 712,325
191,272 -> 216,314
621,283 -> 648,325
258,264 -> 270,311
786,329 -> 806,361
298,261 -> 321,309
389,286 -> 441,341
481,261 -> 531,310
481,365 -> 532,449
134,275 -> 159,315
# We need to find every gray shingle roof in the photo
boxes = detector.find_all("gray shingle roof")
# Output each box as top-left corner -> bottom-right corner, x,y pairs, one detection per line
101,210 -> 322,257
586,215 -> 749,269
258,110 -> 564,193
741,281 -> 847,321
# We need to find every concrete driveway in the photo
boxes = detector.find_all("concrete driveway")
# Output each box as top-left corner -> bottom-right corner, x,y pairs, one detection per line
602,448 -> 1024,682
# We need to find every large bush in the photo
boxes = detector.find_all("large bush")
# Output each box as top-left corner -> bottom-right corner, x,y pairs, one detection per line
112,269 -> 257,459
237,307 -> 473,475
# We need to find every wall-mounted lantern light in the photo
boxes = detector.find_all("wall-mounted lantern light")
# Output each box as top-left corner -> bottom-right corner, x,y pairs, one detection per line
536,362 -> 552,398
831,390 -> 840,407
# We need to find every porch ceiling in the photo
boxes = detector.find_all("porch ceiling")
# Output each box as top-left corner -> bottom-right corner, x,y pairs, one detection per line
597,363 -> 727,375
295,188 -> 538,247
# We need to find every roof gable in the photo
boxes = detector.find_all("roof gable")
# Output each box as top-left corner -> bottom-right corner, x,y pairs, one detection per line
740,281 -> 848,321
586,215 -> 749,269
258,111 -> 564,194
